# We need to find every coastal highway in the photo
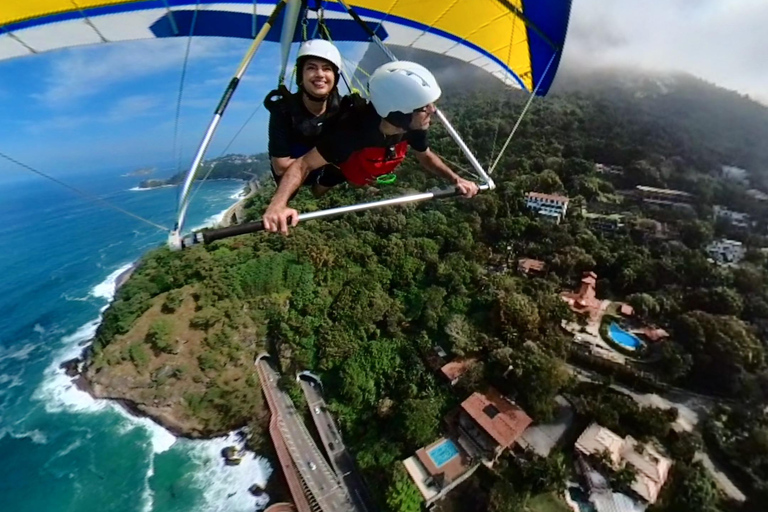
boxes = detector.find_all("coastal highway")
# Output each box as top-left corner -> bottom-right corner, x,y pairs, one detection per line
257,359 -> 356,512
300,378 -> 376,512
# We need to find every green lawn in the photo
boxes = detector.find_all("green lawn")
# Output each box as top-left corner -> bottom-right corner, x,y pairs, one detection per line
527,492 -> 572,512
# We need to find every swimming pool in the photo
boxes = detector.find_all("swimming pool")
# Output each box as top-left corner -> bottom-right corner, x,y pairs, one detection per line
427,439 -> 459,468
609,322 -> 643,349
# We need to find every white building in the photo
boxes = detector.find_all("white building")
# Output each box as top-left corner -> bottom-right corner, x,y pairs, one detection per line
707,239 -> 746,265
635,186 -> 692,209
713,206 -> 751,229
525,192 -> 570,224
575,423 -> 673,505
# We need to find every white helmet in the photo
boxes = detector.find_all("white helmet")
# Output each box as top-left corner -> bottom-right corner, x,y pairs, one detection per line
368,61 -> 442,118
296,39 -> 342,70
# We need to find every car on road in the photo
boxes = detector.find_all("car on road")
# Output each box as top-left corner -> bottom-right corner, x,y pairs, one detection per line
314,406 -> 320,414
308,461 -> 317,471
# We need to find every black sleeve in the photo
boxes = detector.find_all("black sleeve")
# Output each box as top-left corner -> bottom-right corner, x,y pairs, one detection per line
316,127 -> 355,166
406,129 -> 429,152
267,106 -> 293,158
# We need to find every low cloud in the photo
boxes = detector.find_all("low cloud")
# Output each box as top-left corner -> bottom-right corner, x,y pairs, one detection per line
561,0 -> 768,102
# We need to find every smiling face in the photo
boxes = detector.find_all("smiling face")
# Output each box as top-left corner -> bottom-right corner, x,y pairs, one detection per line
409,102 -> 437,130
301,57 -> 336,98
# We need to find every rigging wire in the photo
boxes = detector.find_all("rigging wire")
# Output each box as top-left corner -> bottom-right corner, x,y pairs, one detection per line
489,52 -> 557,175
185,103 -> 264,209
171,0 -> 201,179
0,151 -> 169,232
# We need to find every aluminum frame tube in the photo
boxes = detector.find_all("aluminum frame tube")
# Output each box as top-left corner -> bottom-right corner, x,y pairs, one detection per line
169,0 -> 288,249
278,0 -> 303,86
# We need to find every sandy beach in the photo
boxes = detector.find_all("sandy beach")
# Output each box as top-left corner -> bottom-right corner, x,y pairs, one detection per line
220,179 -> 259,228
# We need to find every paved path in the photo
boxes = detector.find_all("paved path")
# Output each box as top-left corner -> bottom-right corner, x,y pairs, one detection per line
300,378 -> 376,512
257,357 -> 356,511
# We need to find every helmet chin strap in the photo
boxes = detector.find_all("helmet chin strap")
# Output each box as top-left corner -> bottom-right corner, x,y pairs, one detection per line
385,111 -> 414,131
301,87 -> 328,103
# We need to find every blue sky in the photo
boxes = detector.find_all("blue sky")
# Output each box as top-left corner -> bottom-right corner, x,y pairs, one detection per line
0,37 -> 367,182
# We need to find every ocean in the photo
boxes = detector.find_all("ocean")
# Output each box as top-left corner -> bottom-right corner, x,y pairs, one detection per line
0,168 -> 272,512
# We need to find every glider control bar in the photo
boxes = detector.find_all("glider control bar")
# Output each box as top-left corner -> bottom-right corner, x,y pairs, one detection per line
176,184 -> 490,247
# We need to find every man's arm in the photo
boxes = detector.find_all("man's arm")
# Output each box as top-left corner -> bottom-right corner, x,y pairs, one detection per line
270,156 -> 295,175
414,148 -> 479,198
263,148 -> 330,234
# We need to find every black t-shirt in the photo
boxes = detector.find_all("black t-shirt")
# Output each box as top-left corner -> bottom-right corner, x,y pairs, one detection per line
316,103 -> 428,166
267,92 -> 338,159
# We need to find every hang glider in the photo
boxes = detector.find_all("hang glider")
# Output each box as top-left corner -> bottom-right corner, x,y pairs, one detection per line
1,1 -> 574,247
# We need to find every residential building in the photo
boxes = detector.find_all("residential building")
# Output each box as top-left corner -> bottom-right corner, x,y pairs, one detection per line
635,185 -> 692,208
402,437 -> 479,507
561,271 -> 602,316
457,388 -> 532,464
584,212 -> 625,234
620,304 -> 634,317
575,423 -> 673,505
525,192 -> 570,224
747,189 -> 768,202
440,358 -> 478,386
517,258 -> 546,276
714,205 -> 752,229
595,163 -> 624,175
706,239 -> 746,265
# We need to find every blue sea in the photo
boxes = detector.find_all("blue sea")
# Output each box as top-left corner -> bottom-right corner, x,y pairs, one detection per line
0,168 -> 272,512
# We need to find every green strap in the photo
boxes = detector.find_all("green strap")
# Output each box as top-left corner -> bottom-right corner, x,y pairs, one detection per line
376,173 -> 397,185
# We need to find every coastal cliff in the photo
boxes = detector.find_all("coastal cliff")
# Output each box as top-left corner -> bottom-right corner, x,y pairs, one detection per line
138,153 -> 271,189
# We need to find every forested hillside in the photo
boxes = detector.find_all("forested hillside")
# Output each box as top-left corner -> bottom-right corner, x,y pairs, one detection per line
85,70 -> 768,511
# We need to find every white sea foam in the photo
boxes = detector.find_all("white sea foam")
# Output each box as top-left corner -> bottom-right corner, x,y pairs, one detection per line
91,262 -> 134,301
33,323 -> 46,335
0,428 -> 49,445
0,342 -> 38,364
188,208 -> 230,233
187,430 -> 273,512
230,188 -> 247,200
129,184 -> 177,192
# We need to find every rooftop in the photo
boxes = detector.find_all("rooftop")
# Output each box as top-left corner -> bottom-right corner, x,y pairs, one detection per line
440,358 -> 478,383
575,423 -> 625,466
575,423 -> 673,504
635,185 -> 692,197
461,389 -> 532,449
518,258 -> 546,274
526,191 -> 570,203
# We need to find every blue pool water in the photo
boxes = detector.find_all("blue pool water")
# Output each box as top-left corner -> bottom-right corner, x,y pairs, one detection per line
609,323 -> 643,349
427,439 -> 459,468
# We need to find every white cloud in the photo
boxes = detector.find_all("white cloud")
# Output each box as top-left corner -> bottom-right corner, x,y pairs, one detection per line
33,37 -> 246,106
561,0 -> 768,102
107,94 -> 164,120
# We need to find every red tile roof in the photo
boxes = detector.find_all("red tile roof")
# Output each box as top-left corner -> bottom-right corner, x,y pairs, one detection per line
461,389 -> 532,448
518,258 -> 546,273
440,358 -> 477,382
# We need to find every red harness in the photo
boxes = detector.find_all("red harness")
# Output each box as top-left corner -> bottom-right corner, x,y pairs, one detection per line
338,141 -> 409,186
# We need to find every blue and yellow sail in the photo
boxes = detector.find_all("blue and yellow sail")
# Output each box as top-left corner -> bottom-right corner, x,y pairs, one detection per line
0,1 -> 572,95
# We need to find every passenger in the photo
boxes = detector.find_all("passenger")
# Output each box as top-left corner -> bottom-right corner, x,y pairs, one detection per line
262,61 -> 479,234
264,39 -> 348,197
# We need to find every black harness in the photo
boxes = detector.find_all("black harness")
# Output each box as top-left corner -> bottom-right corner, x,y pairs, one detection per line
263,85 -> 343,139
